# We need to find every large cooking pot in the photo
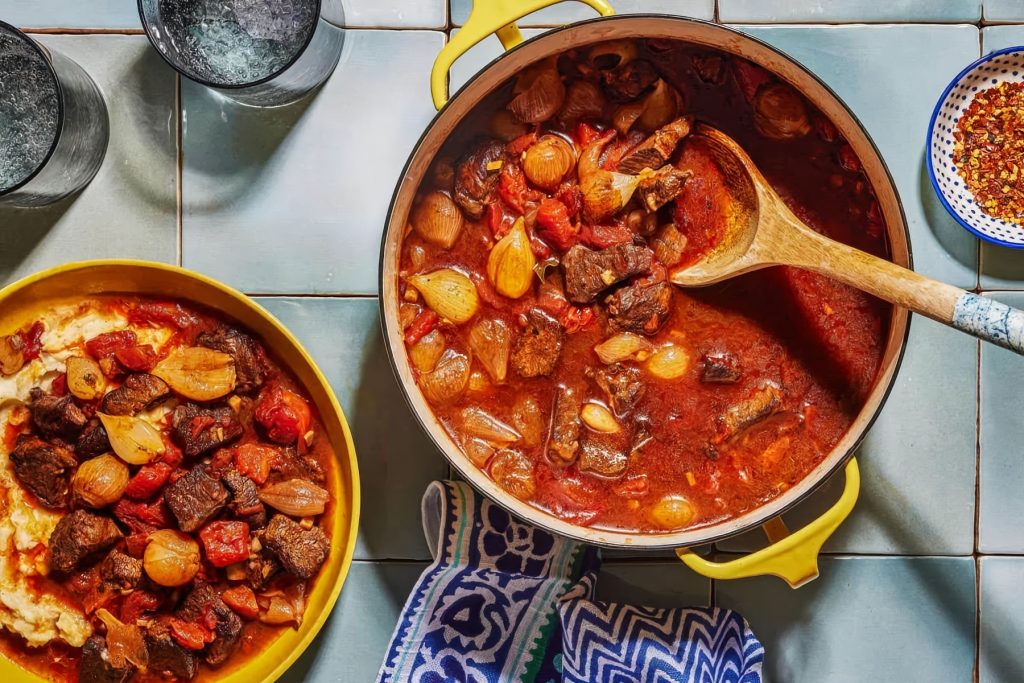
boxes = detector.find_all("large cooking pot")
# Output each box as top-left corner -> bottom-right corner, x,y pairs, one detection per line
380,0 -> 910,588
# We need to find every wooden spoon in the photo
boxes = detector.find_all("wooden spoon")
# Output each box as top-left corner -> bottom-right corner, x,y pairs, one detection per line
670,124 -> 1024,355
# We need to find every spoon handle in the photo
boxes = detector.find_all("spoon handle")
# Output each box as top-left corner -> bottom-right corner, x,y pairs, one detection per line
779,226 -> 1024,354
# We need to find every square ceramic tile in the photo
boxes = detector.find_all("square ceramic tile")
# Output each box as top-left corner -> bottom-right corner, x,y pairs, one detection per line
0,1 -> 141,29
719,314 -> 978,555
332,0 -> 446,28
979,27 -> 1024,289
980,557 -> 1024,683
280,561 -> 427,682
0,35 -> 177,287
979,292 -> 1024,553
257,298 -> 449,560
450,0 -> 713,26
596,561 -> 711,607
735,25 -> 979,289
715,557 -> 977,682
181,29 -> 443,295
985,0 -> 1024,23
720,0 -> 981,23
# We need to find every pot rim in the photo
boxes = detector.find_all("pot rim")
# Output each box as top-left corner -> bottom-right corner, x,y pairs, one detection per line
379,14 -> 911,549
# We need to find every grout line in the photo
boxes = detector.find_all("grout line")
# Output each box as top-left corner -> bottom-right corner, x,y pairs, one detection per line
175,73 -> 183,268
975,555 -> 982,682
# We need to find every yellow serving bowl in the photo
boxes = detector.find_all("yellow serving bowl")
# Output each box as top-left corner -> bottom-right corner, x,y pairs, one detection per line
0,259 -> 360,683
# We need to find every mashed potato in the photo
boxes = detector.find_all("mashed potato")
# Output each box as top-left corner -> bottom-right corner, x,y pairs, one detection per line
0,305 -> 150,649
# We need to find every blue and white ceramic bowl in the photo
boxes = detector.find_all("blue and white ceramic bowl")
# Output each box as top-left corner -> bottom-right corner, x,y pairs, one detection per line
928,46 -> 1024,249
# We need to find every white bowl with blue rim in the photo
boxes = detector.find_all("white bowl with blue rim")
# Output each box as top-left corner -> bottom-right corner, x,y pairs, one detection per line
928,46 -> 1024,249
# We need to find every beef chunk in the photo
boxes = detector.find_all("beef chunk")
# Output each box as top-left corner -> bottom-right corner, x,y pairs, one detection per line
453,140 -> 505,219
145,620 -> 198,680
49,510 -> 122,573
511,309 -> 563,378
198,326 -> 269,393
562,244 -> 652,303
701,352 -> 741,384
547,384 -> 581,466
76,418 -> 111,459
587,364 -> 645,416
617,116 -> 693,174
263,514 -> 329,580
79,635 -> 135,683
717,383 -> 783,441
601,59 -> 658,102
247,552 -> 281,591
636,165 -> 691,212
100,549 -> 142,592
172,403 -> 244,458
605,280 -> 672,335
223,468 -> 267,529
27,387 -> 86,439
579,434 -> 628,478
99,373 -> 170,416
10,435 -> 77,508
165,465 -> 229,533
177,584 -> 243,666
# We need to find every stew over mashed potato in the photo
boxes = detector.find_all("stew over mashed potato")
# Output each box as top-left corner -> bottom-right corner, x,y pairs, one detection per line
0,297 -> 334,682
396,39 -> 890,533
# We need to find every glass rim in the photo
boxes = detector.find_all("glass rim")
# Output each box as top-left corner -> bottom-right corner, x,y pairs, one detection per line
136,0 -> 325,90
0,20 -> 65,198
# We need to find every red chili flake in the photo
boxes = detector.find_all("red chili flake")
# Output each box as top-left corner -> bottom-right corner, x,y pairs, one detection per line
954,80 -> 1024,224
559,306 -> 595,334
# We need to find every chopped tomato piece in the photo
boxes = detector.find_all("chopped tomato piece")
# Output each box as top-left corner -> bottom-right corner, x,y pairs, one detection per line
169,618 -> 213,651
554,184 -> 582,218
559,306 -> 595,334
115,344 -> 158,372
814,114 -> 839,143
506,131 -> 538,156
600,135 -> 637,171
159,435 -> 183,469
128,301 -> 201,330
221,586 -> 259,620
614,475 -> 649,498
120,590 -> 162,623
50,373 -> 68,397
732,59 -> 772,103
579,221 -> 633,249
234,443 -> 275,485
536,198 -> 577,252
85,330 -> 138,360
497,162 -> 529,213
124,462 -> 172,500
17,321 -> 44,362
125,532 -> 150,558
199,521 -> 251,568
404,310 -> 439,346
529,232 -> 553,260
114,497 -> 172,533
838,144 -> 861,173
486,201 -> 515,239
574,121 -> 602,147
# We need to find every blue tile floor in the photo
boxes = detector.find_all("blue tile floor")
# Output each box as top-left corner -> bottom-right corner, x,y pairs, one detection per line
6,1 -> 1024,681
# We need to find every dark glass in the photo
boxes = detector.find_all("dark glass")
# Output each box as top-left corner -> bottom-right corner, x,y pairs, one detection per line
139,0 -> 345,107
0,21 -> 108,208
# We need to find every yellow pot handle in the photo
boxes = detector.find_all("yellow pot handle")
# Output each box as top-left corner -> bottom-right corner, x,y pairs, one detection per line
676,458 -> 860,588
431,0 -> 616,110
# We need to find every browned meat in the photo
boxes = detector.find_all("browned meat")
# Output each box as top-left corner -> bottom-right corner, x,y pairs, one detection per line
10,435 -> 77,508
79,635 -> 135,683
605,280 -> 673,335
100,549 -> 142,592
28,387 -> 86,439
587,364 -> 645,416
178,584 -> 243,666
717,383 -> 783,441
636,165 -> 691,212
247,552 -> 281,591
172,403 -> 244,458
511,309 -> 563,378
617,117 -> 694,174
601,59 -> 658,102
562,244 -> 653,303
692,53 -> 726,84
263,514 -> 329,580
165,465 -> 229,533
49,510 -> 123,574
701,352 -> 741,384
145,620 -> 197,680
76,418 -> 111,459
547,384 -> 581,466
198,326 -> 269,393
453,140 -> 505,219
223,468 -> 267,529
579,434 -> 628,478
99,373 -> 169,416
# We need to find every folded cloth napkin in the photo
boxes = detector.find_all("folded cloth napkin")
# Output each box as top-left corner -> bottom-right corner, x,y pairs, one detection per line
377,481 -> 764,683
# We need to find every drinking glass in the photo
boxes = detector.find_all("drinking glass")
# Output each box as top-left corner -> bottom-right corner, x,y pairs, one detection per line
138,0 -> 345,107
0,21 -> 108,208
